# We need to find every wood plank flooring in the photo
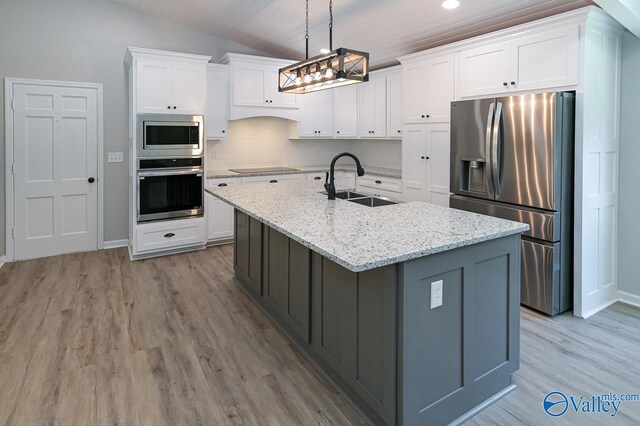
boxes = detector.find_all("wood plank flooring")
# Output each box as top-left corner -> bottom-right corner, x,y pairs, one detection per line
0,245 -> 638,425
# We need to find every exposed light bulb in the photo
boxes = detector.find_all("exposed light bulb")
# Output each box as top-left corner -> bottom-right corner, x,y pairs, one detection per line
442,0 -> 460,9
303,73 -> 313,83
325,68 -> 333,78
294,70 -> 302,85
320,48 -> 331,54
314,63 -> 322,80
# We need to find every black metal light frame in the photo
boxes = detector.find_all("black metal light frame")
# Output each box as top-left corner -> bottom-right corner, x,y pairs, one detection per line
279,0 -> 369,94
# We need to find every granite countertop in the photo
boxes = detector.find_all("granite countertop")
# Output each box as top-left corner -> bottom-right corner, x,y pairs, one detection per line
206,165 -> 402,179
207,181 -> 529,272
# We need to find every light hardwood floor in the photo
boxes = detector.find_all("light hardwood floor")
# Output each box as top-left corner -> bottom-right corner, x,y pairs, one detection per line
0,246 -> 638,425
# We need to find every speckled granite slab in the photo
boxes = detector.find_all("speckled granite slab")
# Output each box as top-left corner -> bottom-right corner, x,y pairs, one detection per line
206,164 -> 401,179
207,181 -> 529,272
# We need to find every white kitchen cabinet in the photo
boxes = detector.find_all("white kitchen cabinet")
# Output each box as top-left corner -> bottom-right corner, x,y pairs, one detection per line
402,124 -> 450,206
359,77 -> 387,138
333,85 -> 359,138
357,175 -> 402,200
241,174 -> 305,184
403,54 -> 454,124
206,177 -> 240,243
136,57 -> 207,114
205,64 -> 229,140
457,42 -> 511,99
457,25 -> 579,98
386,71 -> 403,138
226,54 -> 297,110
509,25 -> 579,92
297,89 -> 334,138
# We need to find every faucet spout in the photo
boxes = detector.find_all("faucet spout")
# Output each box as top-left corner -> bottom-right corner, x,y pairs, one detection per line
324,152 -> 365,200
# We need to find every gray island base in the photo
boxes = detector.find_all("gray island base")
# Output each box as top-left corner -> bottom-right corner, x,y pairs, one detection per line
208,182 -> 528,425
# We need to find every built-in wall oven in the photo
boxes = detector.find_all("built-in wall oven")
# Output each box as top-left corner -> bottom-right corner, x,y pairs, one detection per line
137,157 -> 204,222
137,114 -> 203,157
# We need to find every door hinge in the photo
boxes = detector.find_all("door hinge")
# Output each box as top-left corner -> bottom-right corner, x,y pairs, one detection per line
11,228 -> 15,239
10,98 -> 14,110
11,164 -> 15,175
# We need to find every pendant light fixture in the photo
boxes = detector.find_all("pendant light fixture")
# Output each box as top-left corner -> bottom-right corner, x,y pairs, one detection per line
279,0 -> 369,94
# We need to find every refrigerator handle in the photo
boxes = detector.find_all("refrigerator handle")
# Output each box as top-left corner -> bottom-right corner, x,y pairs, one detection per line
485,102 -> 496,194
491,102 -> 503,196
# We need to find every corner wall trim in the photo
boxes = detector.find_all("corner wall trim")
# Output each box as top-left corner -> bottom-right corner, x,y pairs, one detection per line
103,239 -> 129,249
618,291 -> 640,309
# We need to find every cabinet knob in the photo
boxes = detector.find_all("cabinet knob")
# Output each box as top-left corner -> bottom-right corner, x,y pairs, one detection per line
265,100 -> 269,103
173,106 -> 177,109
269,179 -> 278,183
218,183 -> 228,187
397,130 -> 402,133
421,115 -> 426,118
375,180 -> 382,184
336,131 -> 340,134
503,82 -> 508,87
167,106 -> 171,109
421,156 -> 425,159
510,81 -> 516,86
222,130 -> 226,133
426,114 -> 430,118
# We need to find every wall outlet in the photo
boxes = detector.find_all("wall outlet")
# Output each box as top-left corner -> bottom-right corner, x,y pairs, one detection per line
430,280 -> 443,309
107,152 -> 124,163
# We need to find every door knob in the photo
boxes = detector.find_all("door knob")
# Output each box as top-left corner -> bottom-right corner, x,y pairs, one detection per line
88,177 -> 95,183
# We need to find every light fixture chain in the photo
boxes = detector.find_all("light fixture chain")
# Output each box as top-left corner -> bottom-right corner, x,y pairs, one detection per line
305,0 -> 309,59
329,0 -> 333,51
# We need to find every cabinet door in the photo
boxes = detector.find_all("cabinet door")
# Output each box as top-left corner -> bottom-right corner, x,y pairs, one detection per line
233,65 -> 266,107
402,60 -> 428,124
265,67 -> 298,109
205,66 -> 229,139
510,25 -> 579,92
457,41 -> 510,98
425,55 -> 455,122
297,89 -> 333,138
402,126 -> 429,202
206,194 -> 234,242
359,78 -> 387,138
234,211 -> 262,296
136,58 -> 172,113
172,61 -> 206,114
425,124 -> 451,207
386,72 -> 403,138
333,85 -> 359,138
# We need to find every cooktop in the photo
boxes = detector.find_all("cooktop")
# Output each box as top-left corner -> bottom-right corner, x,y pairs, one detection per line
228,167 -> 301,174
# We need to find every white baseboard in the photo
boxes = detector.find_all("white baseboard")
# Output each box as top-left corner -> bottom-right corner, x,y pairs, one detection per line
103,239 -> 129,249
580,298 -> 619,319
618,291 -> 640,309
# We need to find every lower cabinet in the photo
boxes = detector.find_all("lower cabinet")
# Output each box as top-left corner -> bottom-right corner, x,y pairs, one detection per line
234,210 -> 263,296
206,193 -> 234,242
134,217 -> 206,255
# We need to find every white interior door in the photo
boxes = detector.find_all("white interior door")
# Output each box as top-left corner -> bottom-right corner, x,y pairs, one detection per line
12,83 -> 99,260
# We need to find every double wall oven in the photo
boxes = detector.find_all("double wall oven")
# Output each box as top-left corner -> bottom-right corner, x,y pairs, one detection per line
136,114 -> 204,223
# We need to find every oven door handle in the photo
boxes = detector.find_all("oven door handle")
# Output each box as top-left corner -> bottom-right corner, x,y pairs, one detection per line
137,168 -> 204,178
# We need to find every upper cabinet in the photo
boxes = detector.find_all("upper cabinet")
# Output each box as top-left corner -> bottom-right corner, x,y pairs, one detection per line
457,25 -> 579,98
297,89 -> 334,138
333,85 -> 359,138
386,71 -> 403,138
223,53 -> 299,121
402,54 -> 454,124
360,77 -> 387,138
205,64 -> 230,140
126,48 -> 210,115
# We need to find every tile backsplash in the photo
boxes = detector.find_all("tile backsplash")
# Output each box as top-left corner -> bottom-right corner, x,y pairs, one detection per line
206,117 -> 401,170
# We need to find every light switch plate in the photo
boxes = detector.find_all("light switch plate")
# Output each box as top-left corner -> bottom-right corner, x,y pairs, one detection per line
431,280 -> 443,309
108,152 -> 124,163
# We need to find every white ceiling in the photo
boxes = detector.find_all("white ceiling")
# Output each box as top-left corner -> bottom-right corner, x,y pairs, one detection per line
114,0 -> 593,69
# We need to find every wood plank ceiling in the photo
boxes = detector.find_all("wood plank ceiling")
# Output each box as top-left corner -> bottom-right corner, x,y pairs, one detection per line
113,0 -> 593,68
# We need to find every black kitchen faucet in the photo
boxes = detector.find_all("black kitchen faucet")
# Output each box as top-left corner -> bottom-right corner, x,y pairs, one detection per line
324,152 -> 365,200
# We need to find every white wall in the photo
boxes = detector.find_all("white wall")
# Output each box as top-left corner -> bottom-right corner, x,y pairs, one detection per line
207,117 -> 402,170
618,30 -> 640,302
0,0 -> 264,249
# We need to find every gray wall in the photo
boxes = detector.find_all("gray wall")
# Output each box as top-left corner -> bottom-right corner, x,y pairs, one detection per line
618,30 -> 640,298
0,0 -> 265,251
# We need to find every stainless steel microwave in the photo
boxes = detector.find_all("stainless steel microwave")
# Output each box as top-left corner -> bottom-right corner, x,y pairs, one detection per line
136,114 -> 203,157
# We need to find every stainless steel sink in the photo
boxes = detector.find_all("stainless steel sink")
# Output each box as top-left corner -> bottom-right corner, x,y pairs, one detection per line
335,191 -> 367,200
347,196 -> 398,207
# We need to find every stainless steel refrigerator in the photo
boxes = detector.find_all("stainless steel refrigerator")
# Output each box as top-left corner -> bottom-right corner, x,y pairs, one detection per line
449,92 -> 574,316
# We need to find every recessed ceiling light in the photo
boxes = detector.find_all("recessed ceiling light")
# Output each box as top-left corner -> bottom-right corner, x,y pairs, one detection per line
320,48 -> 331,54
442,0 -> 460,9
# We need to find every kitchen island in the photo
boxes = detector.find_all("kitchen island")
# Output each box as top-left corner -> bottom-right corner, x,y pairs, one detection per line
207,181 -> 529,426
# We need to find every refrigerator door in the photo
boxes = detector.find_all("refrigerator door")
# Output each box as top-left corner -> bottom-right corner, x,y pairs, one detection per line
494,92 -> 563,211
450,98 -> 497,200
521,238 -> 569,315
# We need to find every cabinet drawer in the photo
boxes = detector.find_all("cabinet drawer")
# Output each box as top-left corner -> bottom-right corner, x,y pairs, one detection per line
357,176 -> 402,193
307,172 -> 327,182
136,218 -> 205,253
241,173 -> 304,184
206,177 -> 241,189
